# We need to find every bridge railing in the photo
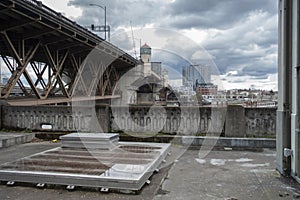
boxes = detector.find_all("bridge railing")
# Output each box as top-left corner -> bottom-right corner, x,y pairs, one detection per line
17,0 -> 136,63
17,0 -> 101,42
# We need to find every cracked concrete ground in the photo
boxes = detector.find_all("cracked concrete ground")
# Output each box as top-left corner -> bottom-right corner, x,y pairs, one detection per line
0,141 -> 299,200
155,148 -> 300,200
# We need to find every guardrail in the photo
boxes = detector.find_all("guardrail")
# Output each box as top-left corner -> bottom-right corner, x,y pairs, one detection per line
11,0 -> 137,64
16,0 -> 99,41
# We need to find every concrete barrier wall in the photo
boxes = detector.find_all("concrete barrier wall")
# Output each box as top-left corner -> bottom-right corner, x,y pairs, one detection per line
1,105 -> 276,138
1,105 -> 109,132
225,106 -> 276,138
245,107 -> 276,137
110,106 -> 225,135
225,105 -> 245,137
111,105 -> 276,138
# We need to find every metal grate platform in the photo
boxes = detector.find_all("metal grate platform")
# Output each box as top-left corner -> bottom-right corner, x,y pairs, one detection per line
0,133 -> 170,191
60,133 -> 119,150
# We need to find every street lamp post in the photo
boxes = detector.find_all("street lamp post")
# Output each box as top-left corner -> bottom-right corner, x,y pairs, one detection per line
89,3 -> 107,40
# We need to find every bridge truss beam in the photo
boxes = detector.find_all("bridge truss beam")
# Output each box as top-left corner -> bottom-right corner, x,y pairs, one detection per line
0,0 -> 137,104
0,33 -> 126,100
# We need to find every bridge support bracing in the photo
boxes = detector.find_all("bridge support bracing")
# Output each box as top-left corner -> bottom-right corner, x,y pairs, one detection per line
0,0 -> 137,105
98,64 -> 120,96
42,45 -> 70,99
0,32 -> 41,98
0,31 -> 128,100
0,31 -> 72,99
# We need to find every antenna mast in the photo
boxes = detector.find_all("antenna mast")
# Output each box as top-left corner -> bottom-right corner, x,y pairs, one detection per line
130,21 -> 137,59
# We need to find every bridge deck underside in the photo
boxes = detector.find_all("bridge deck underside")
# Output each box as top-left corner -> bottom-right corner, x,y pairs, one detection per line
0,0 -> 136,104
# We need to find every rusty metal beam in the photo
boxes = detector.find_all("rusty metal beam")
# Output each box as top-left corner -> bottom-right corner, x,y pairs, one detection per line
69,54 -> 85,96
43,45 -> 70,99
0,32 -> 40,98
71,60 -> 90,97
30,62 -> 48,89
1,55 -> 29,96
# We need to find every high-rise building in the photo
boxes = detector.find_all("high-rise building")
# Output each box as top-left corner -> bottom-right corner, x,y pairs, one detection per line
151,62 -> 162,77
182,64 -> 211,87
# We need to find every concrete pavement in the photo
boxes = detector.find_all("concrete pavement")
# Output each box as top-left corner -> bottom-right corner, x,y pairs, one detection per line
155,149 -> 300,200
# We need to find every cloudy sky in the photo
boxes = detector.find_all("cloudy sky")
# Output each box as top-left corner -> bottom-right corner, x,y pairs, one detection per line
40,0 -> 278,90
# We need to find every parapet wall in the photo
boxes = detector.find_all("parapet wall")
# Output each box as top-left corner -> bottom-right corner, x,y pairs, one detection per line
110,106 -> 219,135
1,105 -> 109,132
244,107 -> 276,137
111,105 -> 276,138
0,105 -> 276,138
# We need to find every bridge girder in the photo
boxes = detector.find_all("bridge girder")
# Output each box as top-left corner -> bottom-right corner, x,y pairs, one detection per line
0,0 -> 137,104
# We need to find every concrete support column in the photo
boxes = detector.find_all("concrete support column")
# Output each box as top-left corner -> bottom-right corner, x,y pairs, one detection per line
276,0 -> 293,175
291,0 -> 300,178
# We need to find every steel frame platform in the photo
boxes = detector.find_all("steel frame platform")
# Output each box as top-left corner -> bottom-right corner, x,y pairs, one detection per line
0,137 -> 170,191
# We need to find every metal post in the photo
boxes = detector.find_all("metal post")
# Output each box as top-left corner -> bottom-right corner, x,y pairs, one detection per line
104,6 -> 106,40
89,4 -> 107,40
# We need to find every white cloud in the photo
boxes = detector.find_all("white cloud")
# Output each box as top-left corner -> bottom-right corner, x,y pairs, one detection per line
39,0 -> 278,90
40,0 -> 82,19
214,73 -> 278,90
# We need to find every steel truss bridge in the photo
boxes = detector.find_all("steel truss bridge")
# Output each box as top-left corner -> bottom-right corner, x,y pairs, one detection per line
0,0 -> 137,105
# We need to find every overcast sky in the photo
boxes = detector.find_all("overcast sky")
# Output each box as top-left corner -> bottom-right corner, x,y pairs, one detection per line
41,0 -> 278,90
